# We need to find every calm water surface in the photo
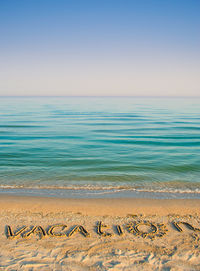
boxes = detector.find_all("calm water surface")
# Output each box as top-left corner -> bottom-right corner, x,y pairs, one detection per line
0,97 -> 200,198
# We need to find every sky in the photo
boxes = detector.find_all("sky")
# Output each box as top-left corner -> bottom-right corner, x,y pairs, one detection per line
0,0 -> 199,96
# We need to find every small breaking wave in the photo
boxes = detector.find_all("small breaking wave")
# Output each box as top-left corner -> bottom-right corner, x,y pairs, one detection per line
0,183 -> 200,195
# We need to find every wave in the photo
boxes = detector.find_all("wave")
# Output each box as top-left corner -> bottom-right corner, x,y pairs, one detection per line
0,183 -> 200,195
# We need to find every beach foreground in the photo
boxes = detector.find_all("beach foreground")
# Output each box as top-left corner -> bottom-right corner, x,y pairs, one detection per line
0,196 -> 200,271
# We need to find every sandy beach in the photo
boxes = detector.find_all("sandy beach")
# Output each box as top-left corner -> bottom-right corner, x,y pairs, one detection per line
0,195 -> 199,271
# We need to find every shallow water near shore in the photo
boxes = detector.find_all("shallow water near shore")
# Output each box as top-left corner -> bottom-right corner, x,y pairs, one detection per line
0,96 -> 200,198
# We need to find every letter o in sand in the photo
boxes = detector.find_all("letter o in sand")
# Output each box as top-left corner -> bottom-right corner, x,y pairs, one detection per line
135,222 -> 157,235
126,220 -> 167,239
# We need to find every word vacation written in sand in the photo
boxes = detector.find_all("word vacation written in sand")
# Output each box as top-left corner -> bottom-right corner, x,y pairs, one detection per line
5,220 -> 200,240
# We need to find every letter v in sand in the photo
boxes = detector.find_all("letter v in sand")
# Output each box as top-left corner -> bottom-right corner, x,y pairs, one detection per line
6,225 -> 27,239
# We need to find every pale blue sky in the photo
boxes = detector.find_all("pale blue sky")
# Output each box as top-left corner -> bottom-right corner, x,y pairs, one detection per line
0,0 -> 199,96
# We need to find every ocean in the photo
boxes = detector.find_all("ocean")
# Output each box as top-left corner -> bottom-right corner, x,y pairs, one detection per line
0,96 -> 200,199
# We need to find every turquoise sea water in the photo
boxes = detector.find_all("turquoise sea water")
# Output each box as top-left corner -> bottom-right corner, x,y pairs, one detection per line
0,97 -> 200,198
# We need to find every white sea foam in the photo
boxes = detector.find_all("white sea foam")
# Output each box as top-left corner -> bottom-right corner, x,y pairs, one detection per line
0,184 -> 200,195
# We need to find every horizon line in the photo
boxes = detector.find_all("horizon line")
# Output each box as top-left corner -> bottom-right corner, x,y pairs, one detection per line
0,95 -> 200,98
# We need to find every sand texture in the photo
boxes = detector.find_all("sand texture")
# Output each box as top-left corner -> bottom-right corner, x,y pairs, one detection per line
0,195 -> 200,271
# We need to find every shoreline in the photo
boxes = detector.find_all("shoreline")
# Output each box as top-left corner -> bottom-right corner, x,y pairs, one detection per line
1,186 -> 200,200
